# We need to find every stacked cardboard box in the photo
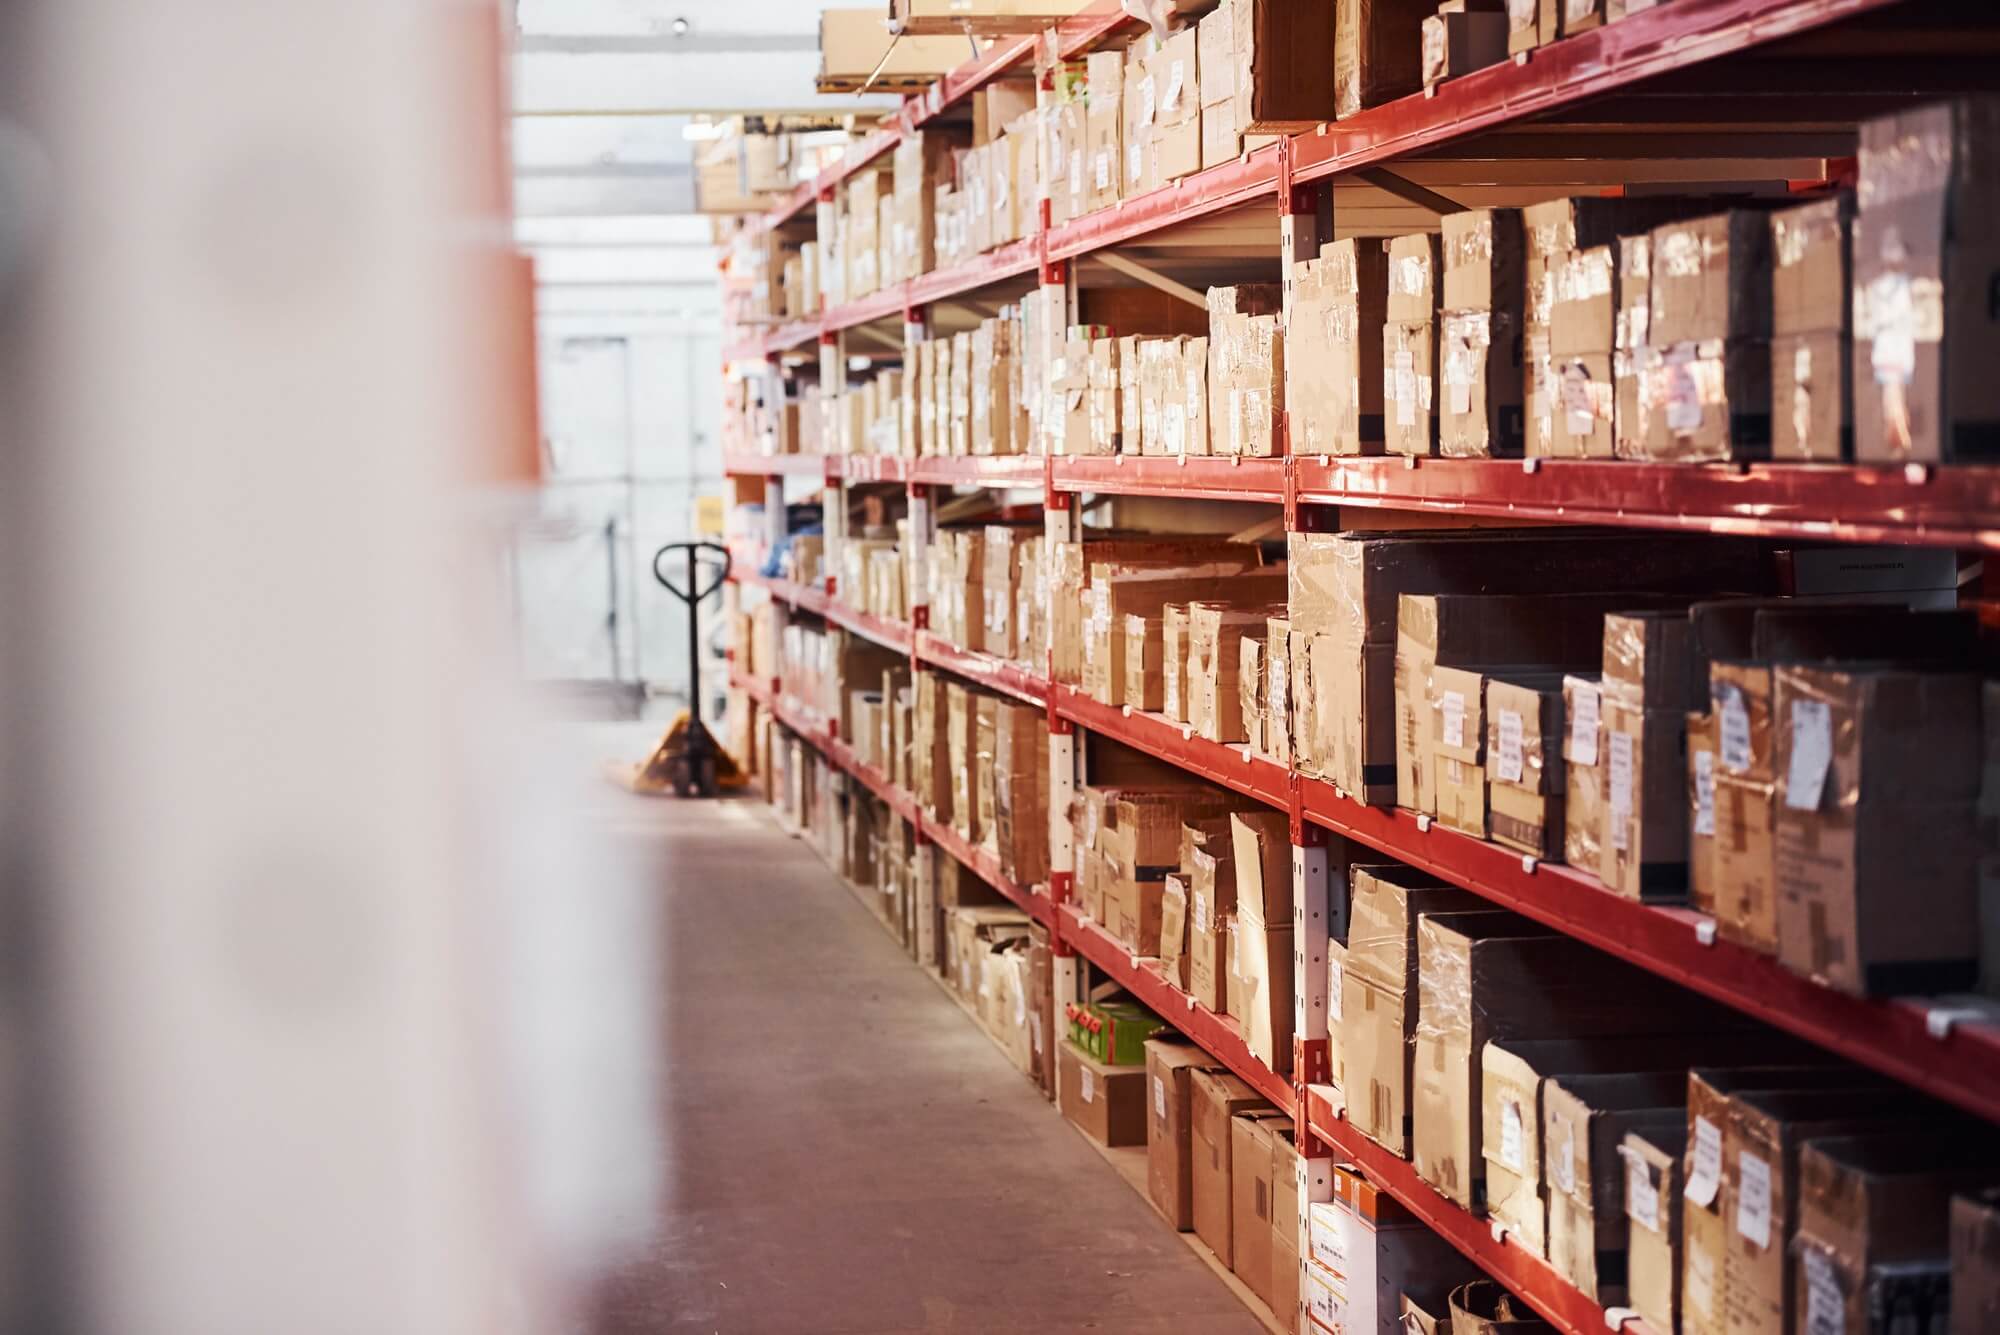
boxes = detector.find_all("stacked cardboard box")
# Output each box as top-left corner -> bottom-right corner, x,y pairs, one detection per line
1384,232 -> 1443,457
1439,208 -> 1527,457
1190,1068 -> 1280,1273
992,698 -> 1051,887
1422,0 -> 1508,89
1147,1038 -> 1219,1229
1770,195 -> 1853,460
1336,0 -> 1426,119
1207,283 -> 1286,456
1289,238 -> 1391,456
1081,562 -> 1286,709
1854,99 -> 2000,464
1059,1038 -> 1149,1146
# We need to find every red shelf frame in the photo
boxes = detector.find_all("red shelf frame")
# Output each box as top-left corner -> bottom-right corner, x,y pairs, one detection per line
1292,456 -> 2000,553
1053,685 -> 1293,813
825,600 -> 914,655
842,454 -> 911,485
1051,455 -> 1288,504
1302,1087 -> 1661,1335
1060,904 -> 1294,1113
927,816 -> 1054,928
909,454 -> 1051,489
914,631 -> 1051,707
1296,783 -> 2000,1121
721,450 -> 835,479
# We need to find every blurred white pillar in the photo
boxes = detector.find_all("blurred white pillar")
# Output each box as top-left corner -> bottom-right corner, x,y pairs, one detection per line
0,1 -> 595,1333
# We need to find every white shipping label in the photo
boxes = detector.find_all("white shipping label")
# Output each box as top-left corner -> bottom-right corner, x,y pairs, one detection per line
1138,76 -> 1156,127
1080,1064 -> 1096,1104
1552,1127 -> 1576,1195
1567,0 -> 1597,20
1094,151 -> 1110,192
1562,362 -> 1598,435
1803,1246 -> 1843,1335
1608,730 -> 1635,852
1014,990 -> 1027,1028
1154,1074 -> 1167,1120
1508,0 -> 1538,31
1785,698 -> 1833,812
1694,748 -> 1716,836
1128,143 -> 1144,184
1569,684 -> 1600,766
1162,59 -> 1186,113
1329,956 -> 1344,1021
1499,1100 -> 1525,1171
1626,1153 -> 1662,1232
1737,1150 -> 1773,1248
1392,349 -> 1417,428
1866,271 -> 1918,384
1164,407 -> 1186,456
1441,690 -> 1467,749
1719,685 -> 1752,773
994,171 -> 1008,210
1665,349 -> 1704,432
1032,1023 -> 1044,1054
1444,338 -> 1475,416
1496,709 -> 1525,784
1193,893 -> 1209,936
1069,153 -> 1083,197
1686,1115 -> 1723,1206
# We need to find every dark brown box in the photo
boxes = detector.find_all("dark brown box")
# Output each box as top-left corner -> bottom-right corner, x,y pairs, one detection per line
1059,1040 -> 1148,1147
1146,1038 -> 1218,1229
1192,1068 -> 1272,1266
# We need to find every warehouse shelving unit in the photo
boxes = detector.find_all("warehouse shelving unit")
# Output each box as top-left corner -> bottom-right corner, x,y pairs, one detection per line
722,2 -> 2000,1331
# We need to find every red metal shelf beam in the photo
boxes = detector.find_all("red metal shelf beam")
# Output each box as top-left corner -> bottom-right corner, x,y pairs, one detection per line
1292,456 -> 2000,553
1302,1088 -> 1660,1335
1288,0 -> 1904,189
721,450 -> 836,479
927,817 -> 1055,928
1051,455 -> 1288,504
1296,784 -> 2000,1122
1061,904 -> 1294,1112
914,632 -> 1050,707
842,454 -> 911,485
909,454 -> 1050,489
825,601 -> 914,655
1053,686 -> 1293,813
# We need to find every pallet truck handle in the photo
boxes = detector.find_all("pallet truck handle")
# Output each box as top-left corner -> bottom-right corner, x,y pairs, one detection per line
652,541 -> 732,606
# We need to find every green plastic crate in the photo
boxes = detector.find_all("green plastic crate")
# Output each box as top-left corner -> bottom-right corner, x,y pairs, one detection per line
1064,999 -> 1169,1065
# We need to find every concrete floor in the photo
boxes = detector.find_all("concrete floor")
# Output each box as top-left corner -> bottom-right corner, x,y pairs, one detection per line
582,772 -> 1267,1335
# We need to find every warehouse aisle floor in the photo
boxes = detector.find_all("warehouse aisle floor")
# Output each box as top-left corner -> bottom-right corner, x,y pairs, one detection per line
582,757 -> 1267,1334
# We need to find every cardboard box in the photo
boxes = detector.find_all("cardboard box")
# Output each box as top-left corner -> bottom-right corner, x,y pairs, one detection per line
1600,697 -> 1687,901
1123,613 -> 1165,712
1439,208 -> 1527,458
1160,874 -> 1190,987
1309,1164 -> 1481,1333
1271,1130 -> 1307,1326
1187,601 -> 1281,743
1542,1072 -> 1688,1300
1793,1134 -> 1999,1335
1951,1190 -> 2000,1335
1230,1113 -> 1285,1305
1234,0 -> 1339,132
1602,609 -> 1699,711
1853,100 -> 2000,464
1147,1039 -> 1217,1229
1264,617 -> 1293,765
1487,674 -> 1568,859
1150,26 -> 1201,185
1772,664 -> 1984,996
1423,2 -> 1508,88
1413,915 -> 1728,1211
1289,238 -> 1391,456
1208,283 -> 1286,457
1192,1068 -> 1272,1266
1059,1040 -> 1148,1147
1721,1087 -> 1940,1335
1335,0 -> 1427,119
1688,709 -> 1719,915
1712,661 -> 1778,950
1625,1125 -> 1687,1333
1084,50 -> 1123,213
1771,195 -> 1853,461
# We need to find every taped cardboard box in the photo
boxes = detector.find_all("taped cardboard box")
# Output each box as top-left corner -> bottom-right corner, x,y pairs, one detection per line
1770,195 -> 1853,461
1237,636 -> 1266,755
1549,244 -> 1620,458
1232,0 -> 1338,132
1088,336 -> 1122,454
1792,1134 -> 2000,1335
1412,914 -> 1727,1211
1771,664 -> 1984,997
1439,208 -> 1527,458
1335,0 -> 1427,120
1148,1039 -> 1219,1229
1045,98 -> 1086,228
1124,43 -> 1160,196
1263,617 -> 1293,764
1309,1167 -> 1480,1334
1208,282 -> 1286,457
1720,1087 -> 1941,1335
1192,1068 -> 1274,1266
1160,874 -> 1190,986
1188,601 -> 1283,743
1853,99 -> 2000,465
1150,26 -> 1201,185
1288,237 -> 1390,456
1687,709 -> 1719,914
1162,603 -> 1190,721
1084,49 -> 1123,213
993,700 -> 1050,885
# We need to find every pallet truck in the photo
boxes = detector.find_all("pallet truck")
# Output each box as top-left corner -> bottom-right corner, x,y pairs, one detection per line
611,541 -> 746,798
